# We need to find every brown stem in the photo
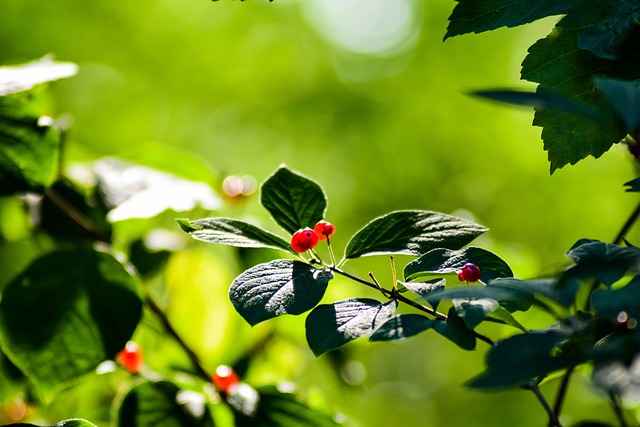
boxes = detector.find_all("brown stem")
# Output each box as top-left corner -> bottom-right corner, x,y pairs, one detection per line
524,383 -> 562,427
548,368 -> 573,427
43,187 -> 110,242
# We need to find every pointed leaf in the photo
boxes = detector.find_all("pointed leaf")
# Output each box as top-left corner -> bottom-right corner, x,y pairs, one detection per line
0,248 -> 142,398
0,96 -> 60,196
433,308 -> 476,350
345,210 -> 487,259
369,314 -> 434,341
625,177 -> 640,193
0,56 -> 78,96
260,166 -> 327,235
403,246 -> 513,282
229,260 -> 332,326
305,299 -> 397,356
116,380 -> 213,427
178,217 -> 293,254
445,0 -> 577,39
591,274 -> 640,322
564,239 -> 640,287
595,78 -> 640,131
487,306 -> 527,331
453,298 -> 500,330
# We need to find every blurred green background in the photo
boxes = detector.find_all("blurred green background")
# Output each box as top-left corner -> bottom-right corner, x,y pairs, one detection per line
1,0 -> 639,425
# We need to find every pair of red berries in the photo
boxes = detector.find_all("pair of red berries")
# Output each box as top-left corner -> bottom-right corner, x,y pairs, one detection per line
458,262 -> 481,283
290,220 -> 336,252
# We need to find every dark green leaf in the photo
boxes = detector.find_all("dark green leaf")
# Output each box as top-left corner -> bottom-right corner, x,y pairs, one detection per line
487,306 -> 527,331
591,274 -> 640,321
433,308 -> 476,350
625,177 -> 640,192
578,0 -> 640,60
470,89 -> 600,119
489,277 -> 569,307
0,248 -> 142,398
6,420 -> 98,427
229,260 -> 333,326
305,299 -> 397,356
177,217 -> 293,254
0,56 -> 78,96
235,385 -> 343,427
116,380 -> 213,427
595,78 -> 640,131
403,246 -> 513,282
419,279 -> 536,310
445,0 -> 576,39
453,298 -> 499,329
564,239 -> 640,287
0,96 -> 59,195
345,210 -> 487,259
521,8 -> 640,172
260,166 -> 327,235
369,314 -> 435,341
401,279 -> 445,308
468,331 -> 579,389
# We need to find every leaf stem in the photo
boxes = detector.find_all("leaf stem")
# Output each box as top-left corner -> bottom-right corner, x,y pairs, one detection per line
548,368 -> 573,427
609,392 -> 629,427
524,383 -> 562,427
613,199 -> 640,245
43,187 -> 110,242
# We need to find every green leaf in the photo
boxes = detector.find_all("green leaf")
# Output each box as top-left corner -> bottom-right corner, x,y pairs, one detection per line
344,210 -> 487,259
445,0 -> 576,39
521,8 -> 640,172
489,277 -> 569,307
468,331 -> 579,389
578,0 -> 640,60
401,279 -> 445,307
564,239 -> 640,287
487,306 -> 528,331
403,246 -> 513,282
470,89 -> 600,119
5,419 -> 99,427
0,248 -> 142,398
595,78 -> 640,131
369,314 -> 434,341
453,298 -> 500,330
305,298 -> 397,356
0,96 -> 60,195
235,385 -> 343,427
433,308 -> 476,350
0,56 -> 78,96
229,260 -> 333,326
591,274 -> 640,321
116,380 -> 213,427
177,217 -> 293,254
260,166 -> 327,235
625,177 -> 640,193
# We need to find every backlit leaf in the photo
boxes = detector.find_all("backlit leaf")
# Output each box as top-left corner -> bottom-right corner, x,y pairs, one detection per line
0,56 -> 78,96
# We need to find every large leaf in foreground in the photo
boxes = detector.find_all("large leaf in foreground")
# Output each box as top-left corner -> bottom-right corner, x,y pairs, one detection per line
445,0 -> 576,39
0,56 -> 78,96
260,166 -> 327,235
369,314 -> 434,341
229,260 -> 333,326
345,210 -> 487,259
305,299 -> 397,356
177,217 -> 292,254
564,239 -> 640,288
0,96 -> 59,196
0,248 -> 142,398
595,78 -> 640,132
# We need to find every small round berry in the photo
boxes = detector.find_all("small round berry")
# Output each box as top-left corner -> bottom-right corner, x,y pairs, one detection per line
291,228 -> 319,252
459,263 -> 481,283
212,365 -> 240,394
117,341 -> 143,374
457,271 -> 465,282
314,220 -> 336,241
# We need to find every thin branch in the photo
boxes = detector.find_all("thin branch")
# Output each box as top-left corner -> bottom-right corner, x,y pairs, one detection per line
613,199 -> 640,245
525,383 -> 562,427
549,368 -> 573,427
43,187 -> 110,242
609,392 -> 629,427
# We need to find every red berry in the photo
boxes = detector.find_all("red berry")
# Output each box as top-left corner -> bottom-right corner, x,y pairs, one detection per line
212,365 -> 240,394
459,263 -> 481,283
291,228 -> 319,252
117,341 -> 143,374
314,220 -> 336,240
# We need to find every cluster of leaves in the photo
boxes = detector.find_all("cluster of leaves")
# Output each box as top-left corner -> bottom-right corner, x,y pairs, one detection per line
0,59 -> 342,427
447,0 -> 640,172
180,165 -> 640,426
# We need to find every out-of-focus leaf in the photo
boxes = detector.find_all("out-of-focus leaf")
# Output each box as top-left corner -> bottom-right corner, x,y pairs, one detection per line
578,0 -> 640,60
591,274 -> 640,321
305,299 -> 397,356
116,380 -> 213,427
595,78 -> 640,131
453,298 -> 500,329
369,314 -> 434,341
433,308 -> 476,350
0,248 -> 142,398
260,165 -> 326,235
564,239 -> 640,287
419,279 -> 536,310
625,177 -> 640,193
0,96 -> 59,196
445,0 -> 576,39
229,260 -> 332,326
470,89 -> 599,119
0,56 -> 78,96
403,246 -> 512,282
468,331 -> 580,389
344,210 -> 487,259
177,217 -> 292,254
487,306 -> 527,331
7,419 -> 98,427
234,385 -> 343,427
